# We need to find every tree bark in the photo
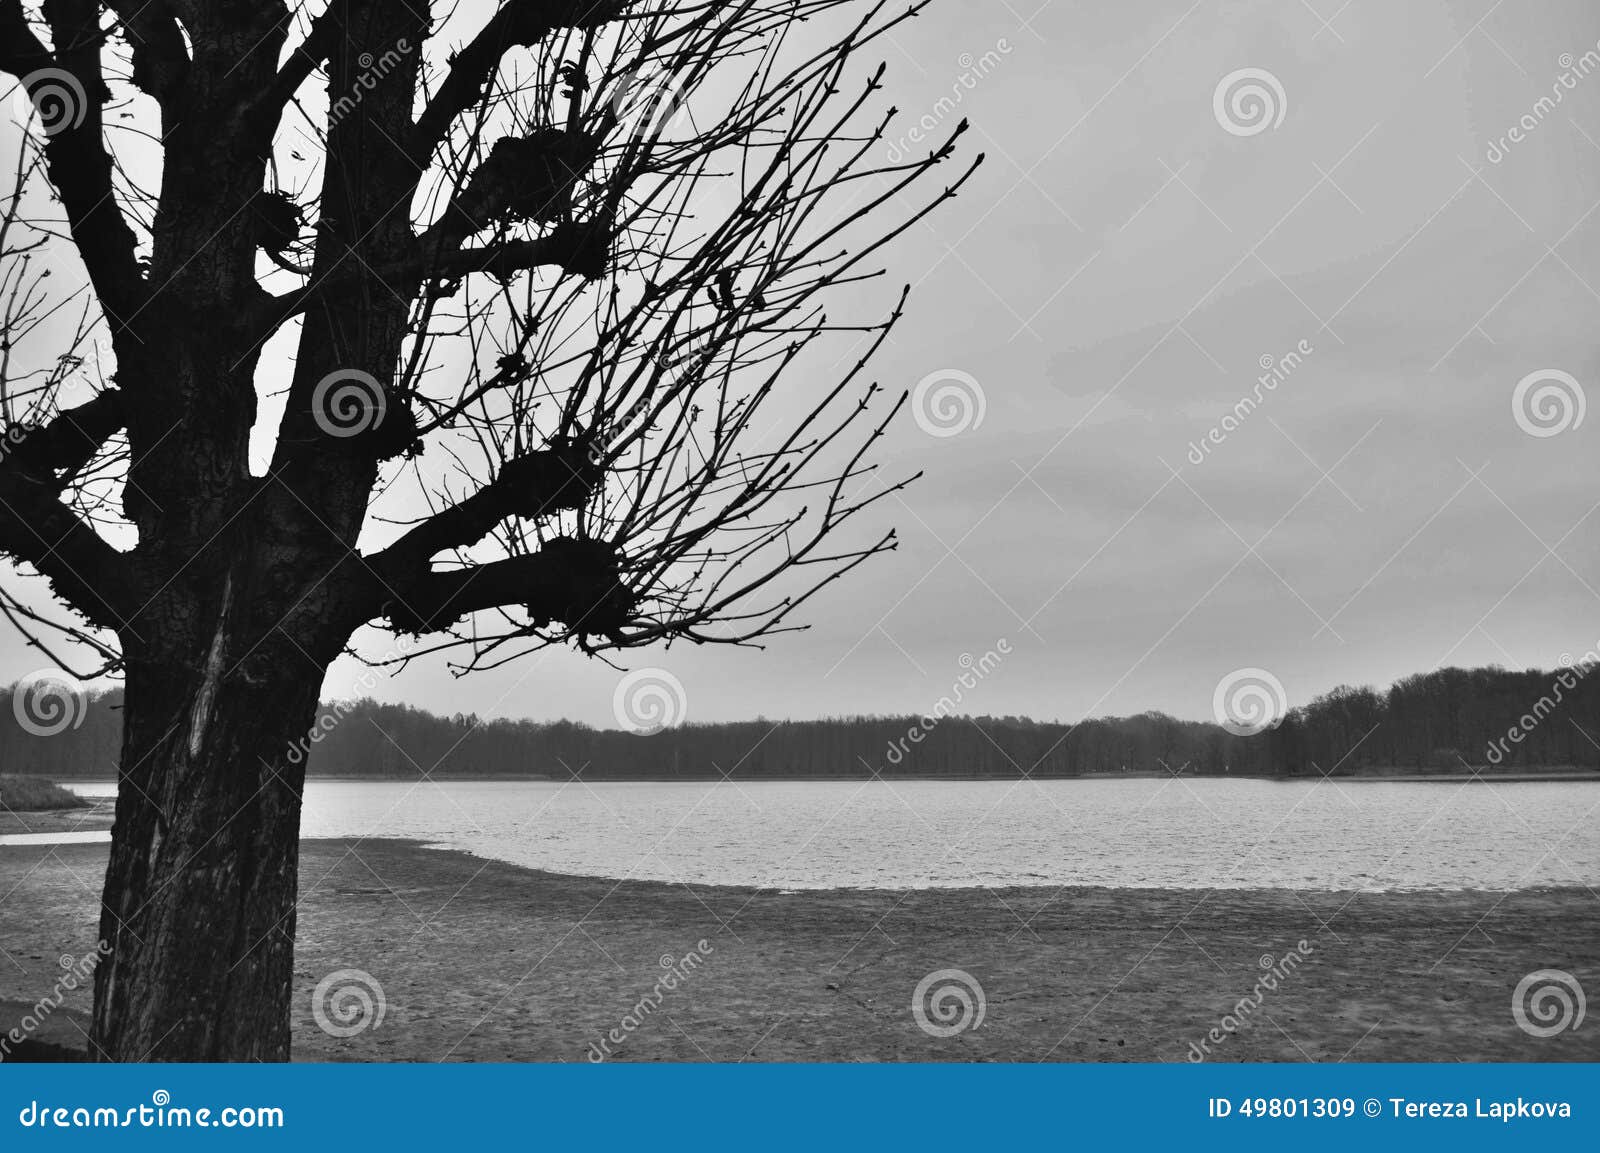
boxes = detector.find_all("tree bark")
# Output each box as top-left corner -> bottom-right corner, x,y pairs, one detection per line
89,606 -> 335,1061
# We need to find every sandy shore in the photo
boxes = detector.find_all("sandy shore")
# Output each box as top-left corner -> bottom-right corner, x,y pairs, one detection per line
0,802 -> 113,837
1,837 -> 1595,1062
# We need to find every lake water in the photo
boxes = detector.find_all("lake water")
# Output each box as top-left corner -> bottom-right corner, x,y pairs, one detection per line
41,776 -> 1600,891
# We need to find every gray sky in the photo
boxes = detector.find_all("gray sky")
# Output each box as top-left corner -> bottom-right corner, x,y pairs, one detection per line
7,0 -> 1600,729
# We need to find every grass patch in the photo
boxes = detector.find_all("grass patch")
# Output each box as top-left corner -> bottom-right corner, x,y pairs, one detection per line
0,776 -> 90,811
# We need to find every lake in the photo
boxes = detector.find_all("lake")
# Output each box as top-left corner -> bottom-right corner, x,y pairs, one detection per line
45,776 -> 1600,891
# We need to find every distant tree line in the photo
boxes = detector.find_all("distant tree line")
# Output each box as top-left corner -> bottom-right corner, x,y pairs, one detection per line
3,664 -> 1598,781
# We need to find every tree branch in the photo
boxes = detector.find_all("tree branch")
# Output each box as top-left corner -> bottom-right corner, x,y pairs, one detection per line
264,3 -> 343,116
0,0 -> 146,330
367,443 -> 603,587
0,390 -> 132,631
104,0 -> 189,108
262,230 -> 595,324
5,385 -> 126,478
374,537 -> 632,639
409,0 -> 630,165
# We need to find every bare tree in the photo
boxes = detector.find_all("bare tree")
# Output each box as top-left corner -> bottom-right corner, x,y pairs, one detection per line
0,0 -> 977,1060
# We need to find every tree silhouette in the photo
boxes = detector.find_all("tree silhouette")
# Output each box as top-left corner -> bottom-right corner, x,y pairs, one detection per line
0,0 -> 977,1059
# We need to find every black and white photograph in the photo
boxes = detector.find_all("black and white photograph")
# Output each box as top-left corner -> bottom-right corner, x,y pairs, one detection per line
0,0 -> 1596,1110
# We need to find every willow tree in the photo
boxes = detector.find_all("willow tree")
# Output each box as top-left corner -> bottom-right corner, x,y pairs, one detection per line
0,0 -> 976,1059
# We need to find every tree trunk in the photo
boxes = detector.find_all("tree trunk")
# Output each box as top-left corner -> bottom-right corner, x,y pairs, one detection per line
90,647 -> 328,1061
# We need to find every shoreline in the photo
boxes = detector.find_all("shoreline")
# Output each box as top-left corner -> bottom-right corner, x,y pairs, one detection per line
5,809 -> 1592,894
3,828 -> 1591,895
3,837 -> 1596,1062
394,838 -> 1594,896
28,768 -> 1600,786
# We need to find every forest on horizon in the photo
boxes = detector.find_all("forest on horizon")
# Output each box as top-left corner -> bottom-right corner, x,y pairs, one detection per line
3,664 -> 1598,781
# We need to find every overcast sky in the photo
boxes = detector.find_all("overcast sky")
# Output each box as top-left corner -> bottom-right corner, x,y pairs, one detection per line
6,0 -> 1600,730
